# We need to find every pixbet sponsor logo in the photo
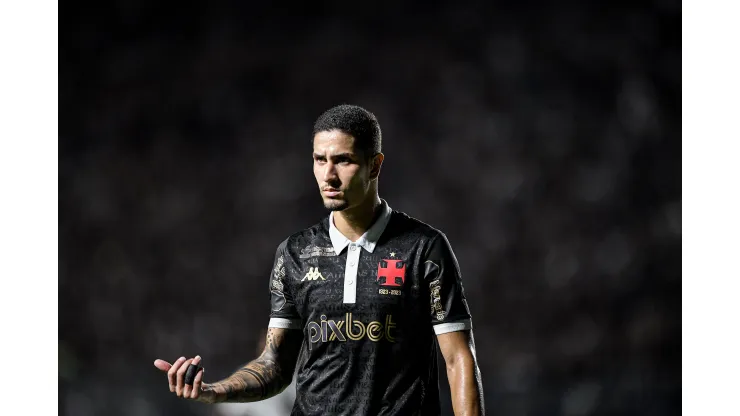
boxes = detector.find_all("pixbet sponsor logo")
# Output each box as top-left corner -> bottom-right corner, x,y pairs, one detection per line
306,313 -> 397,349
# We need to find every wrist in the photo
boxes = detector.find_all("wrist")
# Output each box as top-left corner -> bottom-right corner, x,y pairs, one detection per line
199,384 -> 224,404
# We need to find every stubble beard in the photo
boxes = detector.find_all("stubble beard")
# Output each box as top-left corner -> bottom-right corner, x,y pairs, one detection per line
324,198 -> 349,211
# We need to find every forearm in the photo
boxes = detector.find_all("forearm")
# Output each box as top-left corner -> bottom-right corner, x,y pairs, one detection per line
204,355 -> 290,403
202,328 -> 299,403
446,355 -> 484,416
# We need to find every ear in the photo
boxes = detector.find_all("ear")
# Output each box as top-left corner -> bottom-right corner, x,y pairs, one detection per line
369,153 -> 384,180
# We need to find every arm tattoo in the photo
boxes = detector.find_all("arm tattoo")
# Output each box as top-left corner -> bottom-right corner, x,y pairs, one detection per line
202,328 -> 301,403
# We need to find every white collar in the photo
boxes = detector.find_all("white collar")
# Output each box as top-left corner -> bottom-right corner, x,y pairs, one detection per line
328,199 -> 392,255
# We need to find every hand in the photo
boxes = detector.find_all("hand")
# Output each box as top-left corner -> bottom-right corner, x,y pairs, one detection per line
154,355 -> 216,403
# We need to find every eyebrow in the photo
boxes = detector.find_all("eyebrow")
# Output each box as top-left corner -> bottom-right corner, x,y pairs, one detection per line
313,152 -> 355,159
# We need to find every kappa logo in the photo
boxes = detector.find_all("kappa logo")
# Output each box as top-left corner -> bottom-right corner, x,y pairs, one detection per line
302,267 -> 326,281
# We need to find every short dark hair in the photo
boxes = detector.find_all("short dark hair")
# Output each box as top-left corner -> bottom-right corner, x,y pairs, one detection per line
312,104 -> 382,158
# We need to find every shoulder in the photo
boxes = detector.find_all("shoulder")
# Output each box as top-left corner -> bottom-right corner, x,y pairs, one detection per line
387,209 -> 449,244
276,217 -> 331,255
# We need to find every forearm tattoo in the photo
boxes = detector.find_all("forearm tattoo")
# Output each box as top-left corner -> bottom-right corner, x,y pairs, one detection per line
203,328 -> 299,403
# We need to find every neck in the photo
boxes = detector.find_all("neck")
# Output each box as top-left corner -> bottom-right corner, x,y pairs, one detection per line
333,194 -> 382,242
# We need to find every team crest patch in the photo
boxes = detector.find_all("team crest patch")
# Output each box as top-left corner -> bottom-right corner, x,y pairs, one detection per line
377,252 -> 406,287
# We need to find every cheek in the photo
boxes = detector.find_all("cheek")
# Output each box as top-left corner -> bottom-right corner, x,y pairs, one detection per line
334,168 -> 350,186
347,167 -> 368,188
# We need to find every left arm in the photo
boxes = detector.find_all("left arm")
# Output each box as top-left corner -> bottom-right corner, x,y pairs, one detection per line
438,329 -> 484,416
422,232 -> 484,415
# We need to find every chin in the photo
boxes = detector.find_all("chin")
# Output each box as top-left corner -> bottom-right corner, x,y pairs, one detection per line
323,198 -> 349,211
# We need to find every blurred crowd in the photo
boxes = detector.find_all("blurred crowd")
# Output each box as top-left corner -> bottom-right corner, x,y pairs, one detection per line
60,0 -> 680,415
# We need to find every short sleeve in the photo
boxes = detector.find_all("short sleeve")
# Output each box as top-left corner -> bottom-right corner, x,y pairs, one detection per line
268,240 -> 302,330
423,232 -> 473,335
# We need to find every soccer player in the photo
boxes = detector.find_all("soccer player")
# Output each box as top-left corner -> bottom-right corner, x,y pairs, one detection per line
154,104 -> 485,415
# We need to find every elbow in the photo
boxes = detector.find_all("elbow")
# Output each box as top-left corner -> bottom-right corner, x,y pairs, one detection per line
262,373 -> 293,399
275,367 -> 295,393
445,350 -> 476,374
279,375 -> 294,392
273,381 -> 289,395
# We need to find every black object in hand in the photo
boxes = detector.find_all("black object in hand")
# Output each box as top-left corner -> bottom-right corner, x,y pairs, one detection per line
184,364 -> 203,385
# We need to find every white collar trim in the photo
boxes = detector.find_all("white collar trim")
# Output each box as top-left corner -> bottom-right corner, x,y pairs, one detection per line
328,200 -> 392,255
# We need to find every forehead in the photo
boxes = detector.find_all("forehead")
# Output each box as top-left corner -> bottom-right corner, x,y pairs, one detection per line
313,130 -> 357,155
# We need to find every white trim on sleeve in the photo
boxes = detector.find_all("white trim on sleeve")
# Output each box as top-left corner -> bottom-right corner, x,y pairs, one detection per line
433,319 -> 472,335
268,318 -> 302,330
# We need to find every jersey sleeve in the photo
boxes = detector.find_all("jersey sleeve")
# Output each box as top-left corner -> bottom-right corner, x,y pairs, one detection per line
268,240 -> 302,330
423,232 -> 473,335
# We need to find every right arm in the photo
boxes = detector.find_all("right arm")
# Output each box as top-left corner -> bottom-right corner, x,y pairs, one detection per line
154,326 -> 303,404
201,326 -> 302,403
154,240 -> 303,403
201,240 -> 303,403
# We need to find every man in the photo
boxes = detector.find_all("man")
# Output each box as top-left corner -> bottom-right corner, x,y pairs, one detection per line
154,104 -> 485,415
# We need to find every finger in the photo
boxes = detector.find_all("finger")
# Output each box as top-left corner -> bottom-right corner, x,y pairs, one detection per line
191,355 -> 202,367
168,357 -> 186,393
183,356 -> 201,397
184,355 -> 202,384
177,358 -> 194,397
190,369 -> 205,399
183,355 -> 202,398
154,359 -> 172,372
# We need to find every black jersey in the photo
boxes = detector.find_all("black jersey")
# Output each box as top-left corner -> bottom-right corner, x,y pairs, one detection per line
268,200 -> 473,416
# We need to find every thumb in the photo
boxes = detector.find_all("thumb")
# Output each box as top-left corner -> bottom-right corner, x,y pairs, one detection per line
153,359 -> 172,372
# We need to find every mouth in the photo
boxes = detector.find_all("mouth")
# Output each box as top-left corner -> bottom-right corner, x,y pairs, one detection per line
322,188 -> 342,197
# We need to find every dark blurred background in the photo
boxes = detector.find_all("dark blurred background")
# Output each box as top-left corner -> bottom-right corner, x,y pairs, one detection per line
59,0 -> 681,415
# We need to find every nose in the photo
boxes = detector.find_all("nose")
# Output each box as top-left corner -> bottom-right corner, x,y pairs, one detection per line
322,161 -> 338,183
